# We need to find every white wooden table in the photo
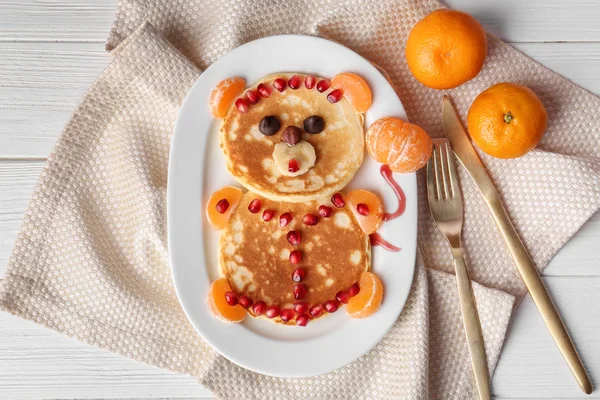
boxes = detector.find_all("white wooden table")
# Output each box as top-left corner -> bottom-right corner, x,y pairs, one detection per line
0,1 -> 598,398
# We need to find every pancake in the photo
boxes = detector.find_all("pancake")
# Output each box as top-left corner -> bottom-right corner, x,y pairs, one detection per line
219,191 -> 370,324
219,73 -> 365,203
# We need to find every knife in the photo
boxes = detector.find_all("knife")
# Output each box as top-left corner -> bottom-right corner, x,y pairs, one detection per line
442,95 -> 592,395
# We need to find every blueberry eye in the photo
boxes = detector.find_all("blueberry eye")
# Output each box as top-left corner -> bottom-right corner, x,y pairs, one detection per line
303,115 -> 325,134
259,116 -> 281,136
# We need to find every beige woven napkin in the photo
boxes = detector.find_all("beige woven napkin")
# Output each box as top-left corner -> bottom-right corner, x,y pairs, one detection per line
1,0 -> 600,398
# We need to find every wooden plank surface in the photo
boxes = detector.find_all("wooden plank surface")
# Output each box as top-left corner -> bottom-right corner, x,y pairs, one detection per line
1,0 -> 600,43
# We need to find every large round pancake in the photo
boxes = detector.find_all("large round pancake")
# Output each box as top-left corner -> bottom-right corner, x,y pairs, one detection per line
219,191 -> 370,324
219,73 -> 364,203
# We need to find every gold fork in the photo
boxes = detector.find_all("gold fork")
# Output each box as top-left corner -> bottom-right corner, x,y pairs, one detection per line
427,139 -> 491,400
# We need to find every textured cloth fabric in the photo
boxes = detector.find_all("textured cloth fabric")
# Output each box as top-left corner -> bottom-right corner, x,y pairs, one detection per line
1,1 -> 599,399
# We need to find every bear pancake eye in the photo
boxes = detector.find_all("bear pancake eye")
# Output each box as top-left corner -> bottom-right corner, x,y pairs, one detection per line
303,115 -> 325,134
259,115 -> 281,136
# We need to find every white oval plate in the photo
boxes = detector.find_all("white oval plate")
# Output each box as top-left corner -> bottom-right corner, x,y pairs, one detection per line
168,35 -> 417,378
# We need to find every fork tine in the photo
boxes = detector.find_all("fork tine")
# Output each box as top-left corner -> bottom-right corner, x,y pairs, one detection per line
432,144 -> 442,200
445,142 -> 460,199
426,146 -> 438,202
438,142 -> 450,199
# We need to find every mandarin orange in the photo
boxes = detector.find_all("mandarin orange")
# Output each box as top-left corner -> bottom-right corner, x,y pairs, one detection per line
206,186 -> 244,230
207,278 -> 246,323
330,72 -> 372,113
346,190 -> 383,234
209,77 -> 246,118
346,272 -> 384,318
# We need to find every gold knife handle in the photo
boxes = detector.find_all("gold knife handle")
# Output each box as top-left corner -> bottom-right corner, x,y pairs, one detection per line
452,247 -> 491,400
488,197 -> 593,394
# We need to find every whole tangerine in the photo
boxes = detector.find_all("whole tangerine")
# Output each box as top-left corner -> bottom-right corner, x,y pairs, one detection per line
467,82 -> 548,158
406,9 -> 487,90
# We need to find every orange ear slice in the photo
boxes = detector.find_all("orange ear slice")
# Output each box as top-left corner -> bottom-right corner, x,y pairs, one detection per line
330,72 -> 372,113
206,186 -> 244,230
346,272 -> 384,318
209,77 -> 246,118
207,278 -> 246,323
346,190 -> 383,234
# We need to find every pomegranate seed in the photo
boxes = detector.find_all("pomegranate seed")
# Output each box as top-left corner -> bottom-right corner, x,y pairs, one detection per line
318,205 -> 333,218
252,301 -> 267,316
288,159 -> 300,173
257,83 -> 271,98
262,209 -> 275,222
293,283 -> 307,300
357,203 -> 370,216
215,199 -> 229,214
289,250 -> 302,265
327,88 -> 343,103
296,314 -> 310,326
292,268 -> 305,283
316,79 -> 330,92
238,295 -> 253,308
302,213 -> 318,226
336,290 -> 351,304
246,90 -> 260,104
279,212 -> 292,228
287,231 -> 301,246
348,282 -> 361,297
324,300 -> 339,313
309,304 -> 324,318
280,308 -> 295,322
293,302 -> 308,314
248,199 -> 262,213
331,193 -> 345,208
304,75 -> 316,89
288,75 -> 301,89
235,98 -> 248,113
273,78 -> 287,92
266,305 -> 280,318
224,291 -> 238,306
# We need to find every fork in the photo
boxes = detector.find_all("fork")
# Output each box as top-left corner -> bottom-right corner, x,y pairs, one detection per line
427,139 -> 491,400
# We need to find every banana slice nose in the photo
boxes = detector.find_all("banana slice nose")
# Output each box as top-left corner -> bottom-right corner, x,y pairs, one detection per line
272,140 -> 316,177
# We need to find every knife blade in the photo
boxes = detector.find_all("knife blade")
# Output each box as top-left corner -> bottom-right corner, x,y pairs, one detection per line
441,95 -> 592,395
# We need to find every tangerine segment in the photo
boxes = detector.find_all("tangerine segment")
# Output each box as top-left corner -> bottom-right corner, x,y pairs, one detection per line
206,186 -> 244,230
207,278 -> 246,323
330,72 -> 372,113
365,117 -> 432,173
346,272 -> 383,318
346,190 -> 383,234
209,77 -> 246,118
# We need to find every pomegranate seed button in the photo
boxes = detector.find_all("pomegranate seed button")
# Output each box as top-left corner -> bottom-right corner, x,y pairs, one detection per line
309,304 -> 324,318
348,282 -> 361,297
316,79 -> 330,93
291,268 -> 305,283
257,83 -> 271,98
327,89 -> 343,103
357,203 -> 370,216
224,291 -> 238,306
289,250 -> 302,265
324,300 -> 339,313
248,199 -> 262,213
280,308 -> 295,323
238,295 -> 253,309
288,158 -> 300,173
287,230 -> 301,246
293,283 -> 307,300
235,98 -> 248,113
302,213 -> 318,226
252,301 -> 267,316
293,302 -> 308,314
279,212 -> 293,228
304,75 -> 316,89
215,199 -> 229,214
336,290 -> 351,304
262,209 -> 275,222
266,305 -> 281,318
331,193 -> 345,208
318,205 -> 333,218
246,90 -> 260,104
273,78 -> 287,92
296,314 -> 310,327
288,75 -> 301,89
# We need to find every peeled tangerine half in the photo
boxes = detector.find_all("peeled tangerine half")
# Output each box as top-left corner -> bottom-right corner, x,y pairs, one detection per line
346,271 -> 384,318
207,278 -> 246,323
346,190 -> 383,234
209,77 -> 246,118
330,72 -> 372,113
206,186 -> 244,230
